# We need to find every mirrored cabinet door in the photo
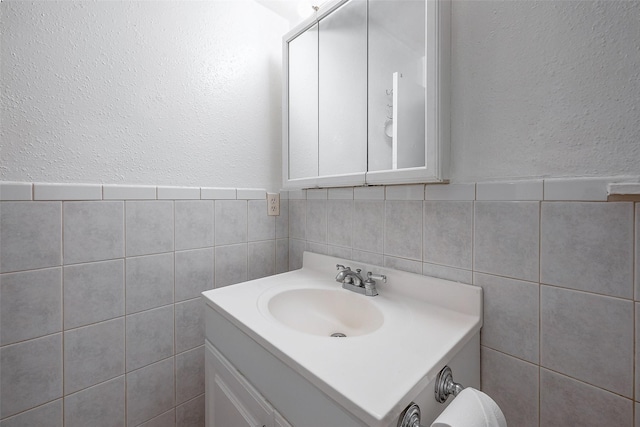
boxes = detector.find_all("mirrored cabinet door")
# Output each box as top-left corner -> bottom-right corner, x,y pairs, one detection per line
288,24 -> 319,180
283,0 -> 450,188
368,0 -> 426,172
318,0 -> 367,177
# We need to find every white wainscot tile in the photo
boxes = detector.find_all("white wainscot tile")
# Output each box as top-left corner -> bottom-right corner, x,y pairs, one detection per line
157,186 -> 200,200
328,188 -> 354,199
306,189 -> 328,199
200,187 -> 236,200
354,186 -> 385,200
103,185 -> 156,200
34,183 -> 102,200
476,180 -> 542,201
0,182 -> 32,201
425,183 -> 475,201
544,177 -> 614,201
236,188 -> 266,200
385,184 -> 425,200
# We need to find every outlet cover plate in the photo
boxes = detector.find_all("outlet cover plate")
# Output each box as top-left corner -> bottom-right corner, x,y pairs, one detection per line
267,193 -> 280,216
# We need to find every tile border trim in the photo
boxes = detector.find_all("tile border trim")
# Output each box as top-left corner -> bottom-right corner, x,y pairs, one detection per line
2,175 -> 638,201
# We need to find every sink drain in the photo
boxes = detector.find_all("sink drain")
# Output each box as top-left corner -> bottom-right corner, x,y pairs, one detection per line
330,332 -> 347,338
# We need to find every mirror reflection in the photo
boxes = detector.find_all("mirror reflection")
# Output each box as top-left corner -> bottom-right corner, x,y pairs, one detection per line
288,24 -> 318,180
368,0 -> 426,171
318,0 -> 367,177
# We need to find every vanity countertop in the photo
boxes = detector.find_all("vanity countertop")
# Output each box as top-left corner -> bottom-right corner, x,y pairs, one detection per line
202,252 -> 482,427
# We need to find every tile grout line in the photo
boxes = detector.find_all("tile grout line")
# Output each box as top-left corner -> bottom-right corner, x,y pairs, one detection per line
538,200 -> 542,426
123,200 -> 128,427
61,201 -> 65,426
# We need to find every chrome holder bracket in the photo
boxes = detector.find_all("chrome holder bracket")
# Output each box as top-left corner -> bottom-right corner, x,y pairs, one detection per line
435,365 -> 464,404
397,402 -> 423,427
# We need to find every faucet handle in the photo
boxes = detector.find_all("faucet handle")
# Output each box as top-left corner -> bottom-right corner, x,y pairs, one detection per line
367,272 -> 387,283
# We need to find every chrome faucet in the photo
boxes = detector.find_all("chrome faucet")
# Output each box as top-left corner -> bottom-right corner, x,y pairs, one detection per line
335,264 -> 386,296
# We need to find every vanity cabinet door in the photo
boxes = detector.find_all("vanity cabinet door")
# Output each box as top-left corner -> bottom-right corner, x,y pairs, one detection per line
206,344 -> 273,427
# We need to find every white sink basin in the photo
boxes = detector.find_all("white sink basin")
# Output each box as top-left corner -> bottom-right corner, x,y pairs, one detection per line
262,288 -> 384,337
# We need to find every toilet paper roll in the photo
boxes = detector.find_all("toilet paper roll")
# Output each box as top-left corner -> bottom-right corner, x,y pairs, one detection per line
431,388 -> 507,427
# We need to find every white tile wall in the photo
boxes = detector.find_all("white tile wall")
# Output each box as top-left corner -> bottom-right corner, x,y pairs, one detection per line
3,178 -> 639,427
289,181 -> 639,427
0,185 -> 285,426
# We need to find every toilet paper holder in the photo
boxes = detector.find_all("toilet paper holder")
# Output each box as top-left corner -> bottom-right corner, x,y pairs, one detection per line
398,366 -> 465,427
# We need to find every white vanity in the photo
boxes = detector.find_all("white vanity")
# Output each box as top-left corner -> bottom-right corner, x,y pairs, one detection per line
202,252 -> 482,427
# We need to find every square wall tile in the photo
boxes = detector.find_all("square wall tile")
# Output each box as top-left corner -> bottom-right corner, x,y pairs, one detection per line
248,241 -> 275,280
176,346 -> 204,405
423,201 -> 473,269
126,305 -> 174,372
327,200 -> 353,248
475,273 -> 539,363
64,318 -> 125,394
351,249 -> 384,266
327,245 -> 352,260
289,199 -> 306,240
384,256 -> 422,274
139,408 -> 178,427
481,347 -> 539,427
352,200 -> 384,253
474,201 -> 539,282
276,239 -> 289,274
541,202 -> 633,298
306,199 -> 327,243
215,244 -> 247,287
175,200 -> 214,250
540,369 -> 632,426
422,263 -> 472,284
64,260 -> 124,329
139,409 -> 175,427
64,376 -> 125,427
176,394 -> 205,427
276,200 -> 289,239
1,267 -> 62,345
0,334 -> 63,418
126,253 -> 174,314
125,201 -> 174,256
289,239 -> 305,271
0,202 -> 61,273
215,200 -> 247,245
175,248 -> 214,302
126,357 -> 175,427
248,200 -> 275,242
540,285 -> 633,397
63,201 -> 124,264
306,241 -> 328,256
175,298 -> 204,354
384,201 -> 422,261
0,399 -> 62,427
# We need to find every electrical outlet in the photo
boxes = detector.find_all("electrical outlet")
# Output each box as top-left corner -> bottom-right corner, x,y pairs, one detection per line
267,193 -> 280,216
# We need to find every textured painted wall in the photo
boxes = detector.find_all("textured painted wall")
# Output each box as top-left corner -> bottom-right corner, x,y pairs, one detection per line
450,0 -> 640,182
1,0 -> 287,190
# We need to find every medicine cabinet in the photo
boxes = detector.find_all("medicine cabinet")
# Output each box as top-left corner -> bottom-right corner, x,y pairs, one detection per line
283,0 -> 450,189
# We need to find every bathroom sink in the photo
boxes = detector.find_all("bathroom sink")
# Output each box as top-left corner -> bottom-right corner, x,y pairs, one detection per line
261,288 -> 384,337
203,252 -> 483,427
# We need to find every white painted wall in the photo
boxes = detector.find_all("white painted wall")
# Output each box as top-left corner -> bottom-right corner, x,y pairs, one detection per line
450,0 -> 640,182
1,0 -> 287,190
3,1 -> 639,188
